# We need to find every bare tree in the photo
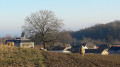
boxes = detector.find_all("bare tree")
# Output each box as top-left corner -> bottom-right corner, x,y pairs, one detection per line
5,34 -> 12,40
23,10 -> 63,48
58,31 -> 73,44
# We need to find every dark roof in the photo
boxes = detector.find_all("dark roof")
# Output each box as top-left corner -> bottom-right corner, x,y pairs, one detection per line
71,45 -> 81,49
5,36 -> 32,43
5,40 -> 21,43
52,46 -> 66,50
98,45 -> 108,49
108,44 -> 120,51
5,40 -> 31,43
72,42 -> 96,49
109,47 -> 120,51
85,45 -> 108,53
112,44 -> 120,45
85,49 -> 102,53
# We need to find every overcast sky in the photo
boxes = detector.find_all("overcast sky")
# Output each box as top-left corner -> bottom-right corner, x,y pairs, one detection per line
0,0 -> 120,37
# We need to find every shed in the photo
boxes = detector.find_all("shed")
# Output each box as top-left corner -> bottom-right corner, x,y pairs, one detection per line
5,35 -> 34,48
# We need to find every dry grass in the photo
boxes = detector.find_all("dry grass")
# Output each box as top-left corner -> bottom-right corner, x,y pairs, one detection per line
34,45 -> 42,49
0,45 -> 15,52
0,45 -> 45,67
0,45 -> 120,67
42,52 -> 120,67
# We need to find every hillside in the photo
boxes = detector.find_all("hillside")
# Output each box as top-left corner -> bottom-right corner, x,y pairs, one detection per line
71,21 -> 120,42
0,46 -> 44,67
0,46 -> 120,67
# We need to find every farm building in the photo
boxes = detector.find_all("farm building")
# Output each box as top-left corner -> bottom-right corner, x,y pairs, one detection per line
85,45 -> 109,55
5,35 -> 34,48
49,44 -> 71,53
52,45 -> 71,51
71,45 -> 88,53
71,42 -> 96,53
71,43 -> 109,55
109,44 -> 120,52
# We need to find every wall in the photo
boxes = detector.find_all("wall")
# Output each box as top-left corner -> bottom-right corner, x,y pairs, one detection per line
20,42 -> 34,48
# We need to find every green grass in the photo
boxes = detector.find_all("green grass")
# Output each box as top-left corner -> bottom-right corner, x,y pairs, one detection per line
0,45 -> 120,67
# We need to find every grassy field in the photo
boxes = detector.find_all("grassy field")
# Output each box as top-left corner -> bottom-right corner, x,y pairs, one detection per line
0,45 -> 44,67
0,45 -> 120,67
42,52 -> 120,67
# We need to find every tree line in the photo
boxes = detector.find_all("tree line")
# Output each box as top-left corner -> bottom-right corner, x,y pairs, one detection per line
71,21 -> 120,44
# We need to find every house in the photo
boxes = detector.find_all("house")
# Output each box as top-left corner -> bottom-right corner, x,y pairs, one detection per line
5,35 -> 34,48
52,46 -> 66,50
71,43 -> 109,55
71,43 -> 88,53
71,42 -> 97,53
51,45 -> 71,53
109,44 -> 120,52
85,42 -> 96,49
85,45 -> 109,55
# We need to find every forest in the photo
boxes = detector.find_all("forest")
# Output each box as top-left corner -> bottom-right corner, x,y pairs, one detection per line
71,21 -> 120,44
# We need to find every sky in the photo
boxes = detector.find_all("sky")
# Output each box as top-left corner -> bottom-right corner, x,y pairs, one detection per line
0,0 -> 120,37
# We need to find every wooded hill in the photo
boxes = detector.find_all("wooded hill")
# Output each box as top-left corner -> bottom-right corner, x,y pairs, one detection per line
71,21 -> 120,43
